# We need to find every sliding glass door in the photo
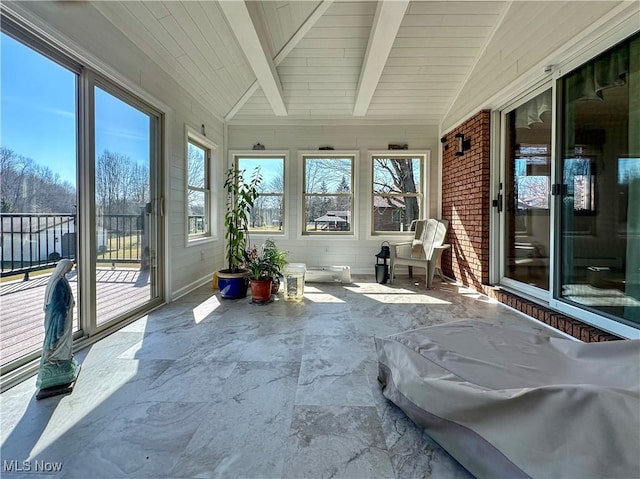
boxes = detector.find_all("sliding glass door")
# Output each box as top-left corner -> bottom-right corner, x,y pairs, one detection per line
558,33 -> 640,327
93,84 -> 162,327
0,17 -> 165,375
498,32 -> 639,334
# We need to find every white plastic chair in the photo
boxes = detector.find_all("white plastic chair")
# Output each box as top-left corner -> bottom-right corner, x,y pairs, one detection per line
389,219 -> 450,289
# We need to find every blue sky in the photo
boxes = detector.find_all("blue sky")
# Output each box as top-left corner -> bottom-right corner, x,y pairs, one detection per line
1,33 -> 149,186
237,158 -> 283,192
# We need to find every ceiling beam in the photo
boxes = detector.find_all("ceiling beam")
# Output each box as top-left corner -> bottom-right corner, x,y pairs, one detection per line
225,0 -> 334,122
353,0 -> 409,116
219,0 -> 287,117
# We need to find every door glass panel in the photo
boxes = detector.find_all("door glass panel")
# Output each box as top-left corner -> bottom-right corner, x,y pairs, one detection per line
504,89 -> 552,290
94,86 -> 158,325
0,33 -> 78,366
560,34 -> 640,325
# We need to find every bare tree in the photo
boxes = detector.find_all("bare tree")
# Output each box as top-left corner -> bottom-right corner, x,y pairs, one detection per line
0,147 -> 76,213
373,158 -> 419,226
187,145 -> 204,197
96,150 -> 148,216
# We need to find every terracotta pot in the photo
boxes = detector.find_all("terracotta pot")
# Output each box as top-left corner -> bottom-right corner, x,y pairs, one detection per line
250,279 -> 273,303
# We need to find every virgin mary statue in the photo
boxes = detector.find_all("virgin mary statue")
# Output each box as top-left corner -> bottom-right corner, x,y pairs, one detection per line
37,259 -> 80,391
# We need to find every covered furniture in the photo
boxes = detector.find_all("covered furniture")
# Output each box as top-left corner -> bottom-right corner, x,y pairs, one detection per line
389,219 -> 449,288
376,320 -> 640,479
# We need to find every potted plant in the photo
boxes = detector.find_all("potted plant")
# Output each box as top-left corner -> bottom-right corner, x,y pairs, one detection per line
217,166 -> 262,299
245,245 -> 276,303
262,239 -> 288,294
245,240 -> 288,303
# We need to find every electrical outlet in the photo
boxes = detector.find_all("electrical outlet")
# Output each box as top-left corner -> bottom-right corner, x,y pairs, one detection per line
200,250 -> 205,260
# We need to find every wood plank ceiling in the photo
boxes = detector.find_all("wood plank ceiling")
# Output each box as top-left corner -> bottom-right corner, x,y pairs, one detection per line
89,1 -> 621,126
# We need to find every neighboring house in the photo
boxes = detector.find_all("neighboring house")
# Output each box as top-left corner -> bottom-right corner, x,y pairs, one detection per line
372,196 -> 407,231
0,214 -> 112,269
0,215 -> 76,266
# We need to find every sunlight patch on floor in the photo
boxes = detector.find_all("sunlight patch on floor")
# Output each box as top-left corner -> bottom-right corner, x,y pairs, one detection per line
343,283 -> 416,294
363,294 -> 451,305
29,362 -> 140,459
192,297 -> 222,323
304,293 -> 345,304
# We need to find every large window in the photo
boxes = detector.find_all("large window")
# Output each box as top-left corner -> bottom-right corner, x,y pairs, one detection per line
302,153 -> 356,235
186,132 -> 213,239
371,152 -> 426,233
233,152 -> 286,234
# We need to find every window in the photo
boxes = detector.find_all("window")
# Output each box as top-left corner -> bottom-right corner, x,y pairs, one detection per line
233,152 -> 286,234
186,131 -> 213,240
302,153 -> 356,235
371,152 -> 426,233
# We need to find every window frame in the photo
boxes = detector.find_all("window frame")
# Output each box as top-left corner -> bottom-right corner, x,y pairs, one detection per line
185,126 -> 216,245
298,150 -> 359,239
368,150 -> 429,236
229,150 -> 289,238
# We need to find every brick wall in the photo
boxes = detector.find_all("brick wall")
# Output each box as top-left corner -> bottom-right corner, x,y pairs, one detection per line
440,110 -> 619,342
487,288 -> 619,341
441,110 -> 491,289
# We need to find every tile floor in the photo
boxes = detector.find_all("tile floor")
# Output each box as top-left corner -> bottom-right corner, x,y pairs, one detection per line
1,276 -> 555,478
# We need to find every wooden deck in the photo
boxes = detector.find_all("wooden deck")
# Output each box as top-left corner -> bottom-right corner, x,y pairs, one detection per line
0,268 -> 151,367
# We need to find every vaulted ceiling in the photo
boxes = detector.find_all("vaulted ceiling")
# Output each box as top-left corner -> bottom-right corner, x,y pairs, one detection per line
89,1 -> 625,126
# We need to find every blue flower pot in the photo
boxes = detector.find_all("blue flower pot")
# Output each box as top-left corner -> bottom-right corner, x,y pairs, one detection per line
217,271 -> 249,299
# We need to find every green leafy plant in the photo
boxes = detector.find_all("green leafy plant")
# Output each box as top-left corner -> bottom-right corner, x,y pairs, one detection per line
245,240 -> 288,281
223,166 -> 262,273
262,239 -> 288,277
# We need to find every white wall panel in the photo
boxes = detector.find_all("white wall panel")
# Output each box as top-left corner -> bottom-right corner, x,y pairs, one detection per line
228,124 -> 440,274
442,1 -> 624,131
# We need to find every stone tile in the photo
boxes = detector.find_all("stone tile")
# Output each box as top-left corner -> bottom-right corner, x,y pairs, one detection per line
303,334 -> 376,362
58,401 -> 208,478
303,309 -> 356,336
136,358 -> 237,403
296,355 -> 374,407
168,362 -> 299,478
205,328 -> 304,363
283,405 -> 395,479
1,276 -> 541,479
169,398 -> 293,479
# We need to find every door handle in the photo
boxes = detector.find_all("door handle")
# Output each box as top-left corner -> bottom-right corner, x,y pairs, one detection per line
492,193 -> 503,212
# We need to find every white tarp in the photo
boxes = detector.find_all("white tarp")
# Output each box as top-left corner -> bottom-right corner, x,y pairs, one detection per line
376,320 -> 640,479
